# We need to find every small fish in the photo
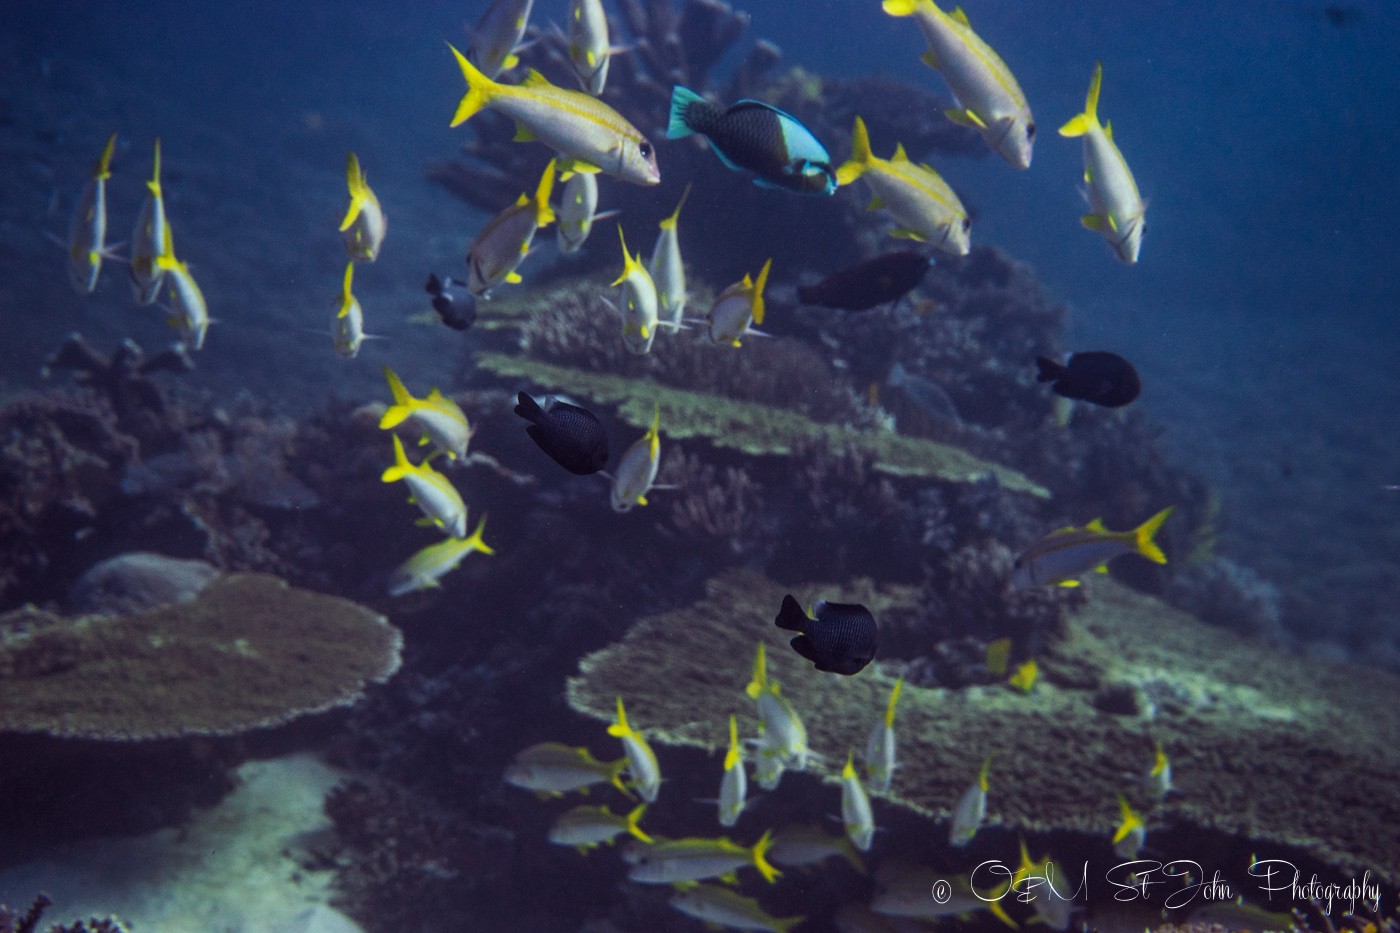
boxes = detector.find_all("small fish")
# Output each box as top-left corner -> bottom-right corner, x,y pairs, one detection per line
380,366 -> 474,461
707,258 -> 772,347
128,138 -> 167,305
864,676 -> 903,793
753,744 -> 786,792
745,643 -> 812,771
1035,351 -> 1140,408
668,86 -> 835,196
332,262 -> 367,359
66,131 -> 118,294
1113,795 -> 1145,859
1012,840 -> 1077,931
628,831 -> 780,885
774,594 -> 878,676
985,636 -> 1012,676
882,0 -> 1035,169
768,824 -> 864,872
1145,740 -> 1171,800
153,225 -> 211,351
871,862 -> 1015,924
669,884 -> 803,933
611,226 -> 659,354
797,251 -> 932,311
841,750 -> 876,852
388,516 -> 494,596
837,116 -> 970,253
1008,659 -> 1037,693
607,696 -> 661,802
1058,63 -> 1145,264
648,183 -> 690,330
948,756 -> 990,847
340,152 -> 386,262
717,714 -> 747,828
466,159 -> 556,296
503,741 -> 630,796
1010,506 -> 1174,588
449,45 -> 659,186
555,172 -> 617,254
609,403 -> 662,511
549,803 -> 652,852
425,273 -> 478,330
514,391 -> 610,475
564,0 -> 613,95
380,433 -> 468,538
468,0 -> 534,80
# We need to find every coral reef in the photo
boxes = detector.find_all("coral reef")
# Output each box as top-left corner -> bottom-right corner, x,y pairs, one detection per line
0,573 -> 402,739
0,895 -> 129,933
40,332 -> 193,436
567,569 -> 1400,884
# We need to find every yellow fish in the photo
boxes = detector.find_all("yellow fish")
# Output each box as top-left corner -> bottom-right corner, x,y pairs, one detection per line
129,138 -> 167,305
65,132 -> 118,294
340,152 -> 386,263
1058,62 -> 1145,264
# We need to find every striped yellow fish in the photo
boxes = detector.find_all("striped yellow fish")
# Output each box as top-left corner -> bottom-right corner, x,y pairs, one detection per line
1011,506 -> 1173,588
1059,62 -> 1145,264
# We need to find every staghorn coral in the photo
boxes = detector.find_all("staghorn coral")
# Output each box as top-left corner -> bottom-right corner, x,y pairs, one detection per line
0,573 -> 401,739
660,446 -> 776,563
568,569 -> 1400,885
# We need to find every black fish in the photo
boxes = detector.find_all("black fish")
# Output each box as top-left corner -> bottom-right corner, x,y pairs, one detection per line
1036,351 -> 1140,408
426,273 -> 477,331
514,392 -> 610,475
667,86 -> 836,196
797,251 -> 932,311
774,594 -> 878,676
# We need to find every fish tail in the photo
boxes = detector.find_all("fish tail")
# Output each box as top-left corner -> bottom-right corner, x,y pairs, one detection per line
835,116 -> 872,186
624,804 -> 652,843
339,262 -> 355,317
774,594 -> 808,632
885,675 -> 904,728
94,131 -> 117,180
513,391 -> 545,425
751,258 -> 772,325
744,642 -> 767,699
340,152 -> 369,231
1034,356 -> 1065,382
842,749 -> 857,779
666,85 -> 704,140
1058,62 -> 1102,137
448,42 -> 498,126
882,0 -> 922,16
724,715 -> 740,770
379,366 -> 416,429
533,159 -> 557,227
147,138 -> 162,197
606,695 -> 631,738
771,916 -> 805,933
752,829 -> 781,884
611,225 -> 635,286
659,182 -> 691,231
1132,505 -> 1174,564
380,433 -> 413,483
466,514 -> 496,556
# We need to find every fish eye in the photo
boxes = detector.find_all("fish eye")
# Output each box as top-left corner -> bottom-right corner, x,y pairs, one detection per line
961,216 -> 972,232
1027,123 -> 1037,139
639,141 -> 653,158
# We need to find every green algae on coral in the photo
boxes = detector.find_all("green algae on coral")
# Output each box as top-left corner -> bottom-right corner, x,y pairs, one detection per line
0,573 -> 403,739
566,570 -> 1400,884
478,353 -> 1048,496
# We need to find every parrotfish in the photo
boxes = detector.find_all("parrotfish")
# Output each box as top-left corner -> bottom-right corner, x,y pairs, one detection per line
1059,63 -> 1145,264
332,262 -> 366,359
668,86 -> 835,195
882,0 -> 1036,169
774,595 -> 878,676
387,517 -> 494,597
503,741 -> 629,796
468,0 -> 534,80
797,251 -> 932,311
840,750 -> 876,852
449,44 -> 659,186
648,183 -> 690,330
707,258 -> 772,347
669,884 -> 803,933
379,366 -> 473,461
608,696 -> 661,802
611,227 -> 659,354
1036,350 -> 1140,408
66,131 -> 118,294
466,159 -> 556,296
549,803 -> 652,851
380,434 -> 468,538
514,391 -> 610,475
1010,506 -> 1174,588
129,138 -> 167,305
837,116 -> 970,253
609,403 -> 662,511
340,152 -> 386,263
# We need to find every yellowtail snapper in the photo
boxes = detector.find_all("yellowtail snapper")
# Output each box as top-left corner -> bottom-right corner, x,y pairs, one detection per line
387,517 -> 494,597
514,392 -> 610,475
669,884 -> 803,932
1011,506 -> 1173,588
65,132 -> 119,294
129,138 -> 167,305
774,594 -> 878,675
668,86 -> 836,196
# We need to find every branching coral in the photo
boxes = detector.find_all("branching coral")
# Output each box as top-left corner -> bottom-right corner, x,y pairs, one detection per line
0,895 -> 129,933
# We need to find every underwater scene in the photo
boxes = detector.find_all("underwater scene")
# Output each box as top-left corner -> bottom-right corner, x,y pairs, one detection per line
1,0 -> 1398,930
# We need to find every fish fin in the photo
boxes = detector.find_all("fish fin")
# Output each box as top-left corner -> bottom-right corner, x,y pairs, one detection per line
340,152 -> 367,231
1086,518 -> 1108,533
1056,579 -> 1081,588
503,53 -> 520,70
1094,564 -> 1110,574
889,228 -> 927,241
892,142 -> 910,162
465,514 -> 495,556
865,196 -> 885,211
448,43 -> 497,127
1059,62 -> 1102,137
951,6 -> 971,26
789,635 -> 820,665
774,594 -> 810,632
882,0 -> 919,15
920,49 -> 939,70
379,366 -> 416,429
1133,506 -> 1175,564
625,804 -> 652,843
556,157 -> 602,176
512,122 -> 537,142
380,434 -> 413,483
751,258 -> 772,325
667,85 -> 704,140
1104,119 -> 1114,141
1080,213 -> 1105,231
835,116 -> 871,186
944,107 -> 986,129
986,637 -> 1012,676
533,159 -> 556,226
605,696 -> 631,738
752,829 -> 781,884
505,271 -> 523,283
94,131 -> 118,180
1034,356 -> 1065,382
